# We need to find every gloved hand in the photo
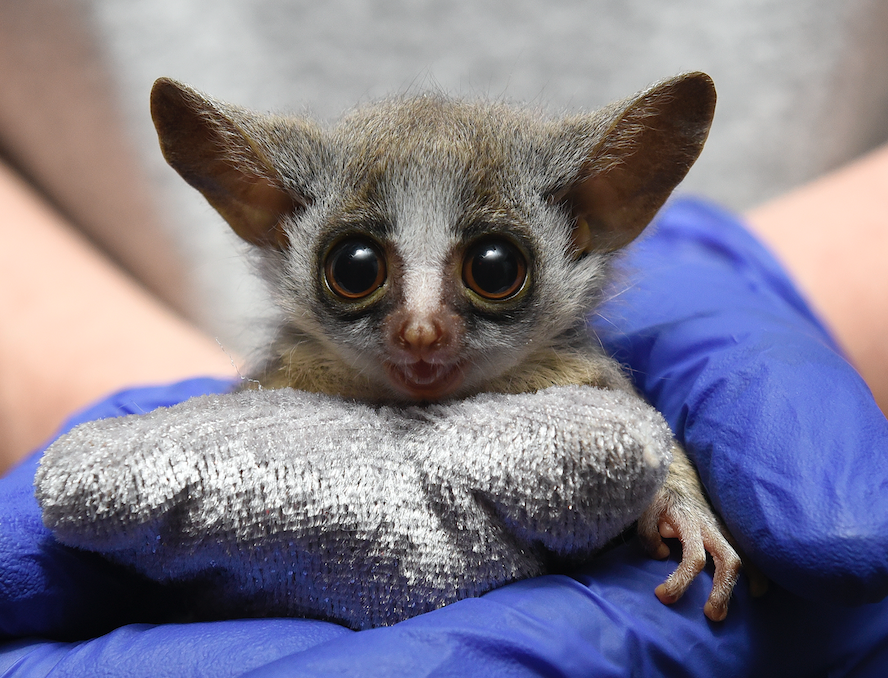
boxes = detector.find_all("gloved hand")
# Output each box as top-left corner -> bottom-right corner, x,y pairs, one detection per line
2,197 -> 887,677
593,198 -> 888,605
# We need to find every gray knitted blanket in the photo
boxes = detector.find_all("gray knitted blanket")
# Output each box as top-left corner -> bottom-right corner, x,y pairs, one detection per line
35,385 -> 672,629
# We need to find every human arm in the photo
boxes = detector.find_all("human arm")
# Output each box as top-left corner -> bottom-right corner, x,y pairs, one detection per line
0,158 -> 238,474
745,142 -> 888,414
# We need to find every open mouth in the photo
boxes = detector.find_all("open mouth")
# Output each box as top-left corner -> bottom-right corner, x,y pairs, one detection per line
385,360 -> 464,401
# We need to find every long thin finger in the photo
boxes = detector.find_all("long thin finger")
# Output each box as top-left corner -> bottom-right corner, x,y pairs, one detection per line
654,512 -> 707,605
701,524 -> 742,622
721,525 -> 770,598
637,504 -> 670,560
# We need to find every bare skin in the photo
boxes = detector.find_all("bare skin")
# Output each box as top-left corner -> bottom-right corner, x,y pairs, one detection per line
746,143 -> 888,415
0,159 -> 238,473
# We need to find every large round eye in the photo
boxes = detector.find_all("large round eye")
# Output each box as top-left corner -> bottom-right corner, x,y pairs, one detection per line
462,237 -> 527,300
324,238 -> 387,299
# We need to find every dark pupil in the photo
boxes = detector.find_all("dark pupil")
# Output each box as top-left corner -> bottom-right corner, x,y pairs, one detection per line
330,241 -> 381,296
470,242 -> 519,296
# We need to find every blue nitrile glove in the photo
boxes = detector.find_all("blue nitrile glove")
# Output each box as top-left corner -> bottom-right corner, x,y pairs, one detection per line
0,378 -> 236,641
2,197 -> 887,677
593,197 -> 888,606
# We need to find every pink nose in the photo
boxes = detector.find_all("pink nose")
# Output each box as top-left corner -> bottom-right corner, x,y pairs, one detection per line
398,316 -> 446,354
386,305 -> 464,362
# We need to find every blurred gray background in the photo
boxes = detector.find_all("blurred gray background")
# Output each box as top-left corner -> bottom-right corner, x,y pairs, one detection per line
2,0 -> 887,356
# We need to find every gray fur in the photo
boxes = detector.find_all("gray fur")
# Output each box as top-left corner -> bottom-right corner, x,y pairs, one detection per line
146,75 -> 713,402
242,93 -> 622,399
35,385 -> 672,629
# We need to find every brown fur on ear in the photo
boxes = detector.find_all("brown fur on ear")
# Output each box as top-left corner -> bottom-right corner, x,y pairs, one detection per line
150,77 -> 298,249
562,72 -> 716,254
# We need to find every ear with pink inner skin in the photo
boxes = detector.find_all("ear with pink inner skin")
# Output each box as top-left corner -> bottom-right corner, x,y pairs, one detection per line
561,72 -> 716,254
150,77 -> 299,250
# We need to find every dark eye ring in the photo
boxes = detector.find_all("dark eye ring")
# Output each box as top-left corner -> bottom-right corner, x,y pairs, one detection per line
324,237 -> 387,300
462,237 -> 527,300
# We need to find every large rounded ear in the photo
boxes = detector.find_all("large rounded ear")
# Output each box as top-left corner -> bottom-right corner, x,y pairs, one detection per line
150,78 -> 299,249
560,72 -> 716,254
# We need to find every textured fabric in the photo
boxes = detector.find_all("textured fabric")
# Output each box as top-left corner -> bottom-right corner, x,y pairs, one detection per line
2,198 -> 888,676
0,378 -> 234,641
35,386 -> 671,629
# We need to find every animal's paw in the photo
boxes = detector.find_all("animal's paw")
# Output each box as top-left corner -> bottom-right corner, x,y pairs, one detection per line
637,444 -> 743,622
